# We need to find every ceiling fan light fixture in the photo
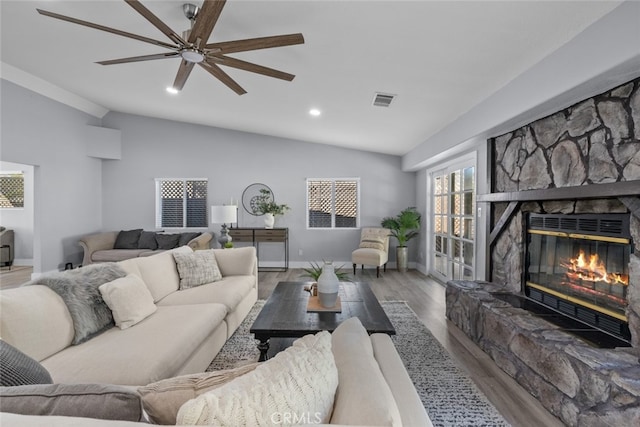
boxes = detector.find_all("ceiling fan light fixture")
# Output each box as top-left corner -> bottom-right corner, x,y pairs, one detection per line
180,48 -> 205,63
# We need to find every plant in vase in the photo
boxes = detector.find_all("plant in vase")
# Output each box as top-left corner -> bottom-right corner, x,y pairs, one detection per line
252,189 -> 290,228
381,207 -> 421,273
300,261 -> 351,282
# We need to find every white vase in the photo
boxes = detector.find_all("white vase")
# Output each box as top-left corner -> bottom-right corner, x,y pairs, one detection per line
264,213 -> 275,229
317,262 -> 339,307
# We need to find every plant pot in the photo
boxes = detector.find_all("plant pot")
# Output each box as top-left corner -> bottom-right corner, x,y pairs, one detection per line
396,246 -> 408,273
264,213 -> 275,229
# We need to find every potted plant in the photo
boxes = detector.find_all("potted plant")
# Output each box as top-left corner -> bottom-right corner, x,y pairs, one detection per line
300,261 -> 351,282
381,207 -> 421,272
253,189 -> 290,228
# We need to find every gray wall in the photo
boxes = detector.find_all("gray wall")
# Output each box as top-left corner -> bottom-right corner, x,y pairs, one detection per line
101,112 -> 416,266
0,80 -> 103,273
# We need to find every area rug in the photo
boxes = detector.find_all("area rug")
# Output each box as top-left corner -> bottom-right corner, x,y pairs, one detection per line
207,300 -> 510,427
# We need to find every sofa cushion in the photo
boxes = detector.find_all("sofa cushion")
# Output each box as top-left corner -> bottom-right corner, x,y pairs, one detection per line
125,247 -> 191,302
157,275 -> 254,312
0,413 -> 144,426
0,285 -> 74,362
137,231 -> 158,250
25,263 -> 125,345
330,317 -> 402,426
177,331 -> 338,425
91,249 -> 149,263
173,250 -> 222,290
178,232 -> 202,247
0,383 -> 143,421
211,247 -> 256,276
156,233 -> 181,250
40,304 -> 227,386
114,229 -> 142,249
99,274 -> 157,330
138,363 -> 259,425
0,340 -> 53,386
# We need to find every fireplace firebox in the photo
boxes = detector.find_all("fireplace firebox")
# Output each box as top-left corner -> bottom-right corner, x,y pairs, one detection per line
525,213 -> 632,343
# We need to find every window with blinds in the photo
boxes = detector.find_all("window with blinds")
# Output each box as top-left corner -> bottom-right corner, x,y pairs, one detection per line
307,178 -> 359,229
155,179 -> 207,228
0,172 -> 24,208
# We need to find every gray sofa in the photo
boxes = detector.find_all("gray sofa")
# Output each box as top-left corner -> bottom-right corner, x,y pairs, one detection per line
79,230 -> 212,266
0,227 -> 14,268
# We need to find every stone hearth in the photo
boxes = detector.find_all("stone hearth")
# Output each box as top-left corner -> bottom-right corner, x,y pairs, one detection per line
446,281 -> 640,426
446,76 -> 640,426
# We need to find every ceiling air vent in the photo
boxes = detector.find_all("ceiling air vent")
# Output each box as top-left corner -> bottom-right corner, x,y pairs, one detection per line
373,93 -> 396,107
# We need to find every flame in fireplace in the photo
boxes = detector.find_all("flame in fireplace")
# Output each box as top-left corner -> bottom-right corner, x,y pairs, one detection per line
563,250 -> 627,285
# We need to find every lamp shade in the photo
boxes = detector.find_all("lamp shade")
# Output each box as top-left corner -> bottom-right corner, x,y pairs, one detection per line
211,205 -> 237,224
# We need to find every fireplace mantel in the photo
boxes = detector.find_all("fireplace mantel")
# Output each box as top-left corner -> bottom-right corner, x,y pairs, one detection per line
477,179 -> 640,203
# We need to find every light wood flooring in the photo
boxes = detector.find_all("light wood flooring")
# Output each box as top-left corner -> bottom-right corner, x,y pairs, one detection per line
0,265 -> 562,426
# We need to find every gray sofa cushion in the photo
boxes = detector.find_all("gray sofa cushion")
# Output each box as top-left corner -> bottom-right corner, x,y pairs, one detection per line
137,231 -> 158,250
0,340 -> 53,386
114,229 -> 142,249
0,383 -> 143,422
156,233 -> 180,250
25,264 -> 125,345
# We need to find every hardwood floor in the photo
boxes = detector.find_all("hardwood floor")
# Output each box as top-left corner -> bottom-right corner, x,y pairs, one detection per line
0,265 -> 562,426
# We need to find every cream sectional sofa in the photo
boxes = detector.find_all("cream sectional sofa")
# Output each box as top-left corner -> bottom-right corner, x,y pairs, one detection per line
0,246 -> 257,386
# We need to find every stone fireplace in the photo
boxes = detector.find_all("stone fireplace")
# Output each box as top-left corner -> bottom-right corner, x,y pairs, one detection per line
446,76 -> 640,425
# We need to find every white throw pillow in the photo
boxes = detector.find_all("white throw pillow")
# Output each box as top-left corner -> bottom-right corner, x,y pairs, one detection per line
99,274 -> 157,330
177,331 -> 338,426
173,250 -> 222,290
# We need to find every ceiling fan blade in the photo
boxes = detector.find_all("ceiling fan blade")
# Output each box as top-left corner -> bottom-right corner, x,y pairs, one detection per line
207,55 -> 295,81
36,8 -> 178,50
188,0 -> 226,47
199,62 -> 246,95
97,52 -> 180,65
205,33 -> 304,54
124,0 -> 187,46
173,60 -> 196,91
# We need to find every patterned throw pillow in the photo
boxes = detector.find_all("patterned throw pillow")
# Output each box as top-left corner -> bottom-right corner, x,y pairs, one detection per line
359,236 -> 386,251
173,250 -> 222,290
177,331 -> 338,425
0,340 -> 53,386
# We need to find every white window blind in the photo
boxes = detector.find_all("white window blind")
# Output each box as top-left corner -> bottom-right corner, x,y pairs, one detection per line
155,178 -> 207,228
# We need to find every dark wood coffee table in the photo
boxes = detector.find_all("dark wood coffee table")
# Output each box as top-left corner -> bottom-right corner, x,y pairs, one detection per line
250,281 -> 395,361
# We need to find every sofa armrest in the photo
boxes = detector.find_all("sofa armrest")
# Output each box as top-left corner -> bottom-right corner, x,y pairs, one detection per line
188,232 -> 212,250
78,232 -> 118,266
212,247 -> 258,288
370,334 -> 433,427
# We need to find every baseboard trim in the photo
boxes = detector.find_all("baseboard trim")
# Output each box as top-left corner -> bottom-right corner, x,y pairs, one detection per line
13,258 -> 34,266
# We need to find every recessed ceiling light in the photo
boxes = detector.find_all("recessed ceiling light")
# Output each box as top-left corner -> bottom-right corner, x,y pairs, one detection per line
166,86 -> 179,94
309,108 -> 321,117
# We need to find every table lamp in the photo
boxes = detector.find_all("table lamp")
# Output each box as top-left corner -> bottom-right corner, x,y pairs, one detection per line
211,205 -> 237,248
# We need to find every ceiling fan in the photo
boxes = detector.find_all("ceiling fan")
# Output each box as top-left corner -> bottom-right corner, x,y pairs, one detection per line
37,0 -> 304,95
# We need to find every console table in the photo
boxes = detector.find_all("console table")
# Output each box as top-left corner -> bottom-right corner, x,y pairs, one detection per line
228,228 -> 289,272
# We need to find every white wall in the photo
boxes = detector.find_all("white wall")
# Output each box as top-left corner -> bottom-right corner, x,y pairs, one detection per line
0,80 -> 103,273
100,112 -> 416,266
0,161 -> 34,264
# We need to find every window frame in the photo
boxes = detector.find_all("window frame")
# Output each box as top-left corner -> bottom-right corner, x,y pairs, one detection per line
0,171 -> 25,209
154,178 -> 208,230
306,178 -> 360,230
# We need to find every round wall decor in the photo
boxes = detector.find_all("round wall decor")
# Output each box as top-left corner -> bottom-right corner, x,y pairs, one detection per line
241,183 -> 273,216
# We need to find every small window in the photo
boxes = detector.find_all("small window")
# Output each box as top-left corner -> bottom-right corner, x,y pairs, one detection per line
155,178 -> 207,228
307,178 -> 359,229
0,172 -> 24,208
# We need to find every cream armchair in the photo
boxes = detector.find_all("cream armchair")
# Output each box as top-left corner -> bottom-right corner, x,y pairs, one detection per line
0,227 -> 14,269
351,227 -> 390,278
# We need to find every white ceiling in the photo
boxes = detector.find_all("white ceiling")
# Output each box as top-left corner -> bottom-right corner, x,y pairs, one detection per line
0,1 -> 623,156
